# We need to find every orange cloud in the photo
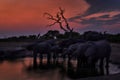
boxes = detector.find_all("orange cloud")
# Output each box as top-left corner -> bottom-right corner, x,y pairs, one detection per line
0,0 -> 90,33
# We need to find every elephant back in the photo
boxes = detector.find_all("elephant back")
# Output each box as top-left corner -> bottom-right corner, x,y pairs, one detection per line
84,43 -> 97,57
94,40 -> 111,58
34,42 -> 52,53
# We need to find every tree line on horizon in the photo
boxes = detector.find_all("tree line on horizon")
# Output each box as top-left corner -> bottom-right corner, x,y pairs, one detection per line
0,30 -> 120,43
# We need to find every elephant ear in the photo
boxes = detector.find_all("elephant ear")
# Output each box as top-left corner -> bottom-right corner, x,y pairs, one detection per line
84,45 -> 97,57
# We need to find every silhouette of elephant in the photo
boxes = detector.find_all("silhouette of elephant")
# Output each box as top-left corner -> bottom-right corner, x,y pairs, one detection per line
86,40 -> 111,68
72,43 -> 91,67
26,39 -> 58,64
62,43 -> 81,61
51,45 -> 63,62
74,40 -> 111,74
59,38 -> 86,61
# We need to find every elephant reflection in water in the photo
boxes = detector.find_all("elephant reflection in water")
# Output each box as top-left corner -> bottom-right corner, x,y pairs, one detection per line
22,58 -> 107,79
23,58 -> 64,72
59,61 -> 104,79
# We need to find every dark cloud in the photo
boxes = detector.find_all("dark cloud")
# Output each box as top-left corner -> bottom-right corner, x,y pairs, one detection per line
84,0 -> 120,16
69,0 -> 120,20
99,15 -> 110,18
77,14 -> 120,33
114,14 -> 120,18
69,0 -> 120,33
81,14 -> 120,25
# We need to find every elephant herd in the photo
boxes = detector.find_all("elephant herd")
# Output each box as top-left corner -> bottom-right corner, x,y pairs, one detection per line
25,38 -> 111,71
64,40 -> 111,68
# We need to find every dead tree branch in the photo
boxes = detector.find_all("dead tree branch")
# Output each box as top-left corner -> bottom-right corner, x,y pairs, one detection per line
44,12 -> 68,32
44,7 -> 74,34
59,7 -> 73,32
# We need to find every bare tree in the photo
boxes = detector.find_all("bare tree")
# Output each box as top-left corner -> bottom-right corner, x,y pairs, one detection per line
44,7 -> 73,34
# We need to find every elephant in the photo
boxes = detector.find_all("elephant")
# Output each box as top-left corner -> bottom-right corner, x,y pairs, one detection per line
50,45 -> 63,62
62,43 -> 81,61
85,40 -> 111,68
26,39 -> 58,64
74,40 -> 111,74
72,43 -> 91,67
51,38 -> 85,62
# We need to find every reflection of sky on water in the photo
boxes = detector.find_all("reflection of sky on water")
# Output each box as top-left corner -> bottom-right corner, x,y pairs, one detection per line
109,63 -> 120,74
0,58 -> 120,80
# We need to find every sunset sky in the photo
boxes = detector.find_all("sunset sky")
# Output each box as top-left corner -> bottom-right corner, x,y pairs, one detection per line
0,0 -> 120,38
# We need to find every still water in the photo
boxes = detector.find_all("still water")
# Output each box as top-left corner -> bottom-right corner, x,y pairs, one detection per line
0,58 -> 120,80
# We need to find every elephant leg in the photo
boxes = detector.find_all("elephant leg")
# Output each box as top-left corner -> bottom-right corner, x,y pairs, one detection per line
80,56 -> 87,67
99,58 -> 104,68
105,57 -> 110,68
68,55 -> 71,62
62,54 -> 66,62
47,53 -> 51,63
88,57 -> 96,68
53,53 -> 58,62
77,57 -> 82,67
99,58 -> 104,75
33,52 -> 37,67
85,57 -> 89,67
39,53 -> 43,64
105,57 -> 110,75
99,65 -> 104,75
56,54 -> 59,62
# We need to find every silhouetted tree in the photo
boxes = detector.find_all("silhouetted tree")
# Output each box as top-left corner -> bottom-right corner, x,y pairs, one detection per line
19,36 -> 28,39
36,33 -> 41,39
44,7 -> 73,38
83,31 -> 104,41
64,31 -> 80,39
28,35 -> 37,39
